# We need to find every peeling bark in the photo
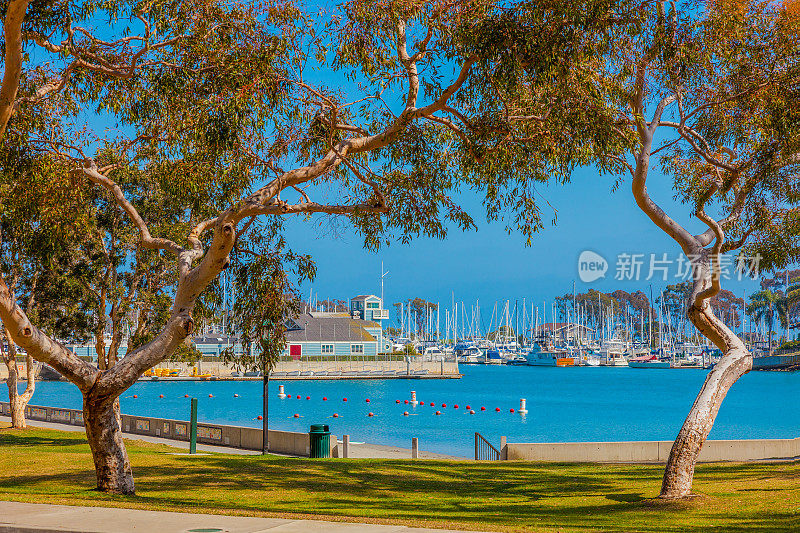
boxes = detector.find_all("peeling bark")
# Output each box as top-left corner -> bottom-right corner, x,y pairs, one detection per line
2,327 -> 39,428
83,393 -> 133,495
0,0 -> 31,141
659,255 -> 752,499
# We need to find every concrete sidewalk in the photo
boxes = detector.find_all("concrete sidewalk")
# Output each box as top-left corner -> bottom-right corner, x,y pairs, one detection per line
0,501 -> 487,533
1,416 -> 465,460
0,416 -> 259,455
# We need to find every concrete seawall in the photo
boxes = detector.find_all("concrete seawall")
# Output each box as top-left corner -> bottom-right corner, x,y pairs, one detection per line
503,438 -> 800,462
0,402 -> 335,457
6,401 -> 798,463
0,359 -> 461,380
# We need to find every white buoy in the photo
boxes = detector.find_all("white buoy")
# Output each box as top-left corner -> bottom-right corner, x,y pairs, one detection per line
278,385 -> 287,398
519,398 -> 528,414
411,390 -> 417,403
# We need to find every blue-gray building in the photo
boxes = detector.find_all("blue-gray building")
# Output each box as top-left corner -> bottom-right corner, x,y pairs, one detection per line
283,295 -> 388,358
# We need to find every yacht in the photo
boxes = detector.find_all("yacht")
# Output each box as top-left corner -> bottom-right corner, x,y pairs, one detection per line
525,342 -> 574,367
627,352 -> 670,368
485,349 -> 504,364
599,338 -> 629,366
454,344 -> 484,364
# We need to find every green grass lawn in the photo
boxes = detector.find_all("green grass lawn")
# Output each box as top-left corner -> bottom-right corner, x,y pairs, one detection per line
1,423 -> 798,532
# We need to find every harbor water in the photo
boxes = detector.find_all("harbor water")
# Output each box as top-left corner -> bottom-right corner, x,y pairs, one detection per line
4,365 -> 798,458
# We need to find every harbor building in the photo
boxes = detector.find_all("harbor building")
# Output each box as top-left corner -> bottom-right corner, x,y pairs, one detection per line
536,322 -> 596,344
284,295 -> 389,358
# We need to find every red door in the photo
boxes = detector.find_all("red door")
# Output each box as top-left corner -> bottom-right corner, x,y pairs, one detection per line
290,344 -> 302,360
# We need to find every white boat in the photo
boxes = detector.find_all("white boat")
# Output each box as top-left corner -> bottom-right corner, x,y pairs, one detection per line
455,345 -> 484,364
485,349 -> 504,364
628,359 -> 670,368
526,343 -> 575,367
599,339 -> 629,366
627,353 -> 670,368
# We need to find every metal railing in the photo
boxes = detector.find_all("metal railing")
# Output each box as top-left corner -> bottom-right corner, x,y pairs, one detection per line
474,432 -> 500,461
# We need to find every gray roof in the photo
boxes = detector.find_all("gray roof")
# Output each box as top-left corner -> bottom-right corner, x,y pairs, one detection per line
350,294 -> 380,302
285,313 -> 379,342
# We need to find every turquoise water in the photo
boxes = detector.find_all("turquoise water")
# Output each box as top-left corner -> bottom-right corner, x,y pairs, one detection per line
4,365 -> 798,458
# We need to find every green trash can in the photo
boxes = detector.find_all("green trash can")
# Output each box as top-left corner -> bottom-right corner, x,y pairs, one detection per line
309,424 -> 331,458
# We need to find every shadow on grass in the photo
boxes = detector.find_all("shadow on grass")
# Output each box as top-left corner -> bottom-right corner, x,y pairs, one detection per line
2,430 -> 799,532
0,430 -> 87,449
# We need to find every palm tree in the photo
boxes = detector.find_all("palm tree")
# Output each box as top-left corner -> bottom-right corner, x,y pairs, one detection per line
747,289 -> 787,354
786,277 -> 800,341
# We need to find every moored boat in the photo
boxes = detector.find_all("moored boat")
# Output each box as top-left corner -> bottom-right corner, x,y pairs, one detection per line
525,343 -> 574,367
627,353 -> 670,368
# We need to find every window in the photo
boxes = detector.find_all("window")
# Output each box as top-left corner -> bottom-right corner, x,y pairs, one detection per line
350,344 -> 364,354
321,344 -> 334,354
367,302 -> 380,309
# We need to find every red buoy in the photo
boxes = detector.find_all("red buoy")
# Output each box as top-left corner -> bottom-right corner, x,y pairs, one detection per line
481,406 -> 486,411
365,399 -> 370,403
209,394 -> 214,398
495,407 -> 501,412
403,411 -> 409,416
430,402 -> 435,407
234,394 -> 239,398
454,404 -> 459,409
293,413 -> 299,418
465,405 -> 471,410
469,410 -> 475,415
323,397 -> 328,401
343,397 -> 348,402
441,403 -> 447,408
510,408 -> 515,413
368,412 -> 374,417
305,396 -> 310,400
333,413 -> 339,418
404,400 -> 409,404
296,395 -> 301,399
184,394 -> 189,398
395,400 -> 401,404
257,415 -> 263,420
419,401 -> 424,406
133,395 -> 138,398
435,411 -> 441,415
159,394 -> 164,398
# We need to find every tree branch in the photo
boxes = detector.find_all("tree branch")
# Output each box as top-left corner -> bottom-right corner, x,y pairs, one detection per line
0,0 -> 31,142
82,162 -> 184,256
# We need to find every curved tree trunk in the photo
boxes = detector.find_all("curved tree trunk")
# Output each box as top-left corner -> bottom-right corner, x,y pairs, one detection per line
83,392 -> 133,494
3,328 -> 38,429
660,264 -> 752,499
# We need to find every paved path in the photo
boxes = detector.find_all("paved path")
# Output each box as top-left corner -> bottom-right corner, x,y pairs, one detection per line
0,416 -> 259,455
0,416 -> 465,459
0,501 -> 487,533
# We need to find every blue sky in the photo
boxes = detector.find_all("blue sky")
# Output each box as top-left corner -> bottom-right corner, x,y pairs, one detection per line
65,6 -> 773,329
283,163 -> 764,319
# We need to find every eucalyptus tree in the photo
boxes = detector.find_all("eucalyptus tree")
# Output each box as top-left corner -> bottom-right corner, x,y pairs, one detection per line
0,233 -> 40,428
473,0 -> 799,498
607,2 -> 799,498
0,0 -> 627,494
0,112 -> 92,427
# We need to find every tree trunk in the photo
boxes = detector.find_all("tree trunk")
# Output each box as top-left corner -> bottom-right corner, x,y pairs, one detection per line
83,394 -> 134,495
660,264 -> 752,499
3,329 -> 37,429
262,368 -> 269,454
10,394 -> 26,427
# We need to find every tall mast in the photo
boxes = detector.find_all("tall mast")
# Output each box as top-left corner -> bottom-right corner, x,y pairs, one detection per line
380,261 -> 389,305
